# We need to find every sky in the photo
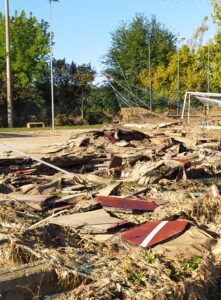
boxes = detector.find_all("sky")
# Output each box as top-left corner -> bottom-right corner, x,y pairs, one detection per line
0,0 -> 217,80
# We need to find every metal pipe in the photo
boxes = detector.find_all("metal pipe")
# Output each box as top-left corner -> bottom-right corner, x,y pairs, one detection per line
181,92 -> 187,119
149,43 -> 152,113
177,46 -> 180,117
188,92 -> 221,97
176,37 -> 186,118
195,96 -> 221,106
207,38 -> 210,93
49,0 -> 55,131
0,142 -> 73,176
5,0 -> 13,128
187,93 -> 191,123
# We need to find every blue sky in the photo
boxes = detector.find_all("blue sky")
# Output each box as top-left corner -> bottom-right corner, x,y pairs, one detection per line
0,0 -> 216,78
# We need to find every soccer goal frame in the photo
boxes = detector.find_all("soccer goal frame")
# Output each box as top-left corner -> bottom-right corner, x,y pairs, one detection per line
181,91 -> 221,123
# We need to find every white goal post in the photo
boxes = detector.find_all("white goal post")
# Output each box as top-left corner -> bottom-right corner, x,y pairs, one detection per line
181,91 -> 221,123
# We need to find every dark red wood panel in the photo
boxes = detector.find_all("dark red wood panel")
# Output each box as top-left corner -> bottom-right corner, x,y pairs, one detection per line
121,220 -> 189,248
96,196 -> 159,211
109,156 -> 123,169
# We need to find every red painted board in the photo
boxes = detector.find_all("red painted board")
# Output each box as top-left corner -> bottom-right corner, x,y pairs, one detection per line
109,156 -> 123,169
14,169 -> 35,175
105,134 -> 116,144
96,196 -> 159,211
171,157 -> 189,164
121,220 -> 189,248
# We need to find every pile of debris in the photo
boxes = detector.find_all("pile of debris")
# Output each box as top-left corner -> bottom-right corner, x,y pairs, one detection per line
0,124 -> 221,299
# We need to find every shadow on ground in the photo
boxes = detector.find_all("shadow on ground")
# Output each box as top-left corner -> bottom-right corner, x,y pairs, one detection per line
0,133 -> 33,138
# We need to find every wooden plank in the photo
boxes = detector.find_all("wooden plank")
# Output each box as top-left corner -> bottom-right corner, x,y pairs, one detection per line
49,209 -> 128,233
0,261 -> 57,300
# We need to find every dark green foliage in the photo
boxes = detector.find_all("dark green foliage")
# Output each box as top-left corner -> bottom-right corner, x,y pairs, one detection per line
104,14 -> 176,108
0,10 -> 50,126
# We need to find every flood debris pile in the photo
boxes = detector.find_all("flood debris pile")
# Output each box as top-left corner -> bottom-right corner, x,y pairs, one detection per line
0,124 -> 221,299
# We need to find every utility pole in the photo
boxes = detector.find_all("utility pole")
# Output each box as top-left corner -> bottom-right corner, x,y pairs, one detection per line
177,37 -> 186,117
206,38 -> 210,116
207,38 -> 210,93
49,0 -> 59,130
5,0 -> 13,127
177,45 -> 180,117
148,42 -> 152,113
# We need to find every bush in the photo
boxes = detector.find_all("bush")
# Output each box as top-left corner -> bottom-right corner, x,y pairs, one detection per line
55,114 -> 71,126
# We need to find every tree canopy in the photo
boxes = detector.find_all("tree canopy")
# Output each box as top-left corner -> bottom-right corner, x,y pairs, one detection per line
0,10 -> 50,125
0,11 -> 97,126
104,14 -> 177,109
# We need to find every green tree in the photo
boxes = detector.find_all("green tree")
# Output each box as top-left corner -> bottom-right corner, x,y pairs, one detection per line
152,34 -> 221,109
39,59 -> 96,124
0,10 -> 50,126
211,0 -> 221,28
152,44 -> 197,102
87,84 -> 119,123
72,63 -> 96,120
104,14 -> 176,109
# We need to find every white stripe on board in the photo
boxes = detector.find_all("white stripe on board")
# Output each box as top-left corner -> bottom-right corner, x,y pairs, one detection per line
140,221 -> 169,248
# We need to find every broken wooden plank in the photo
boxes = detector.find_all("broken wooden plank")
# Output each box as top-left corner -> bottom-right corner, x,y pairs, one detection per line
0,260 -> 88,300
0,143 -> 73,176
44,193 -> 89,207
156,121 -> 180,128
208,184 -> 220,198
29,210 -> 68,230
115,126 -> 150,141
0,261 -> 57,300
49,209 -> 129,233
7,194 -> 53,211
97,183 -> 121,196
82,174 -> 112,185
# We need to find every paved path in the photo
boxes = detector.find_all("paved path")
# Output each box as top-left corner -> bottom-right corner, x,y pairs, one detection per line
0,129 -> 88,157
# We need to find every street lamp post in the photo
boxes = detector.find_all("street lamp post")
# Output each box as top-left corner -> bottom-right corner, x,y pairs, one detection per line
49,0 -> 59,130
5,0 -> 13,127
207,38 -> 210,93
206,38 -> 210,116
177,46 -> 179,116
148,42 -> 152,113
177,37 -> 186,117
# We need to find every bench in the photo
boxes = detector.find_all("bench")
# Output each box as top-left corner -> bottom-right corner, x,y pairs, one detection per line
27,122 -> 45,128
